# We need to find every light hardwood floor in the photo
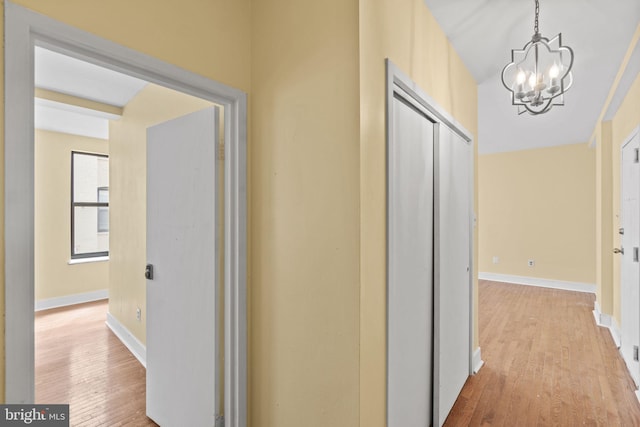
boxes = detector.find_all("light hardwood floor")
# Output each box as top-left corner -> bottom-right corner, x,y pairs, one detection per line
37,282 -> 640,426
35,300 -> 157,426
445,280 -> 640,426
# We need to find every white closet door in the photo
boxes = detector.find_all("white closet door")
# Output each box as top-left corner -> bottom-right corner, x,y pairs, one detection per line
388,95 -> 435,427
434,124 -> 472,426
146,107 -> 220,427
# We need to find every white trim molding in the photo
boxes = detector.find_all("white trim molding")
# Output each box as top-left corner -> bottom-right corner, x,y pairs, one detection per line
35,289 -> 108,311
593,301 -> 622,348
67,256 -> 109,265
472,347 -> 484,374
106,312 -> 147,367
479,272 -> 596,294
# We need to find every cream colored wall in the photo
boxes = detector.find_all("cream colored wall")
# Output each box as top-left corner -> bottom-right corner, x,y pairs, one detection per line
250,0 -> 361,425
11,0 -> 250,92
478,144 -> 596,284
0,0 -> 250,400
359,0 -> 479,425
596,121 -> 614,314
109,84 -> 213,343
610,71 -> 640,324
35,130 -> 109,301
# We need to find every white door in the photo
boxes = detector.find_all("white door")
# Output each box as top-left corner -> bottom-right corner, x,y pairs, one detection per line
434,125 -> 472,426
621,130 -> 640,387
388,95 -> 435,427
146,107 -> 221,426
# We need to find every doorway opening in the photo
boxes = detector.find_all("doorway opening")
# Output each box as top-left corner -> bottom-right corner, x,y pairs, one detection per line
32,45 -> 227,424
5,3 -> 246,426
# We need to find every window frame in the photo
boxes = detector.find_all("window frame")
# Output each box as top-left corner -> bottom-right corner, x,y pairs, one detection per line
97,186 -> 109,233
70,150 -> 109,259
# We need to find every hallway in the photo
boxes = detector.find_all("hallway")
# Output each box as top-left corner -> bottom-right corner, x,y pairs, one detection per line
445,280 -> 640,426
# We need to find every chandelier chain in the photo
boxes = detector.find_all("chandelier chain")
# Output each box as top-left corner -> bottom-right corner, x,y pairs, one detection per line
534,0 -> 539,34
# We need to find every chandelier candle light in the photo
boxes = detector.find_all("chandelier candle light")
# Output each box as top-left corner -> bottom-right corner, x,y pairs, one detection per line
501,0 -> 574,115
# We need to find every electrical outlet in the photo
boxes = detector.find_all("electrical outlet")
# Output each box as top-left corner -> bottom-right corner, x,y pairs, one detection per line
136,307 -> 142,322
492,256 -> 499,264
528,259 -> 535,267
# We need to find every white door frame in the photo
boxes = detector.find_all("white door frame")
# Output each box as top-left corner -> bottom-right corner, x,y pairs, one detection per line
385,59 -> 475,426
4,3 -> 247,426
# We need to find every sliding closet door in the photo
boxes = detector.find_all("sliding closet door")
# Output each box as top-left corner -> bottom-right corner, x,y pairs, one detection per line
388,94 -> 435,427
434,124 -> 473,426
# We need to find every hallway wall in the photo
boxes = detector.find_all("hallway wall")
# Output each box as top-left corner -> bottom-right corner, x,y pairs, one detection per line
250,0 -> 361,425
478,143 -> 596,285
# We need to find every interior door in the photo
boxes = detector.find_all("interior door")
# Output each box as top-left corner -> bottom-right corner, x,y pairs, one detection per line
434,125 -> 472,425
146,107 -> 220,426
388,94 -> 435,427
621,131 -> 640,387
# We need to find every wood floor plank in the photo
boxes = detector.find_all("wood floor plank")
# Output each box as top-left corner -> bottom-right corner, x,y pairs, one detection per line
444,280 -> 640,426
35,300 -> 157,427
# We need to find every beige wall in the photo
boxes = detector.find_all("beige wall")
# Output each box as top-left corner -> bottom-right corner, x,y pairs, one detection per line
35,130 -> 109,301
250,0 -> 361,425
359,0 -> 479,425
109,84 -> 213,343
610,70 -> 640,323
596,120 -> 614,314
478,144 -> 596,284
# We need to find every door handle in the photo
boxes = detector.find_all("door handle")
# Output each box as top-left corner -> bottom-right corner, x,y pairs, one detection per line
614,248 -> 624,255
145,264 -> 154,280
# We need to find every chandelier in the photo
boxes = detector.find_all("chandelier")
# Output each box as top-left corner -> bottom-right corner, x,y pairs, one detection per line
501,0 -> 574,115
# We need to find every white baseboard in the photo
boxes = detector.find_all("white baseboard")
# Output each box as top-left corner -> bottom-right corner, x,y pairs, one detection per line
593,301 -> 621,348
479,272 -> 596,294
106,312 -> 147,368
35,289 -> 108,311
472,347 -> 484,374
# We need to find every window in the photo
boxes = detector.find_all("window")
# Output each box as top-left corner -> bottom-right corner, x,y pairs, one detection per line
71,152 -> 109,258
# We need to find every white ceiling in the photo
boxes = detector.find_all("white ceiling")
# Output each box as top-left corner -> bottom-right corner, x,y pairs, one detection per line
423,0 -> 640,154
34,47 -> 148,139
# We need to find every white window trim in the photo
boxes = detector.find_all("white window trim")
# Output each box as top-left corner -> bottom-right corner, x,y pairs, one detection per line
5,3 -> 247,426
68,256 -> 109,265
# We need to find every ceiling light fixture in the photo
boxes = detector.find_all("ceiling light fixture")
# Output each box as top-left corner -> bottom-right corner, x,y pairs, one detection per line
501,0 -> 574,115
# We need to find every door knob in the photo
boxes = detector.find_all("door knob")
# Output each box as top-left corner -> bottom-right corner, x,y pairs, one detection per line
614,248 -> 624,254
